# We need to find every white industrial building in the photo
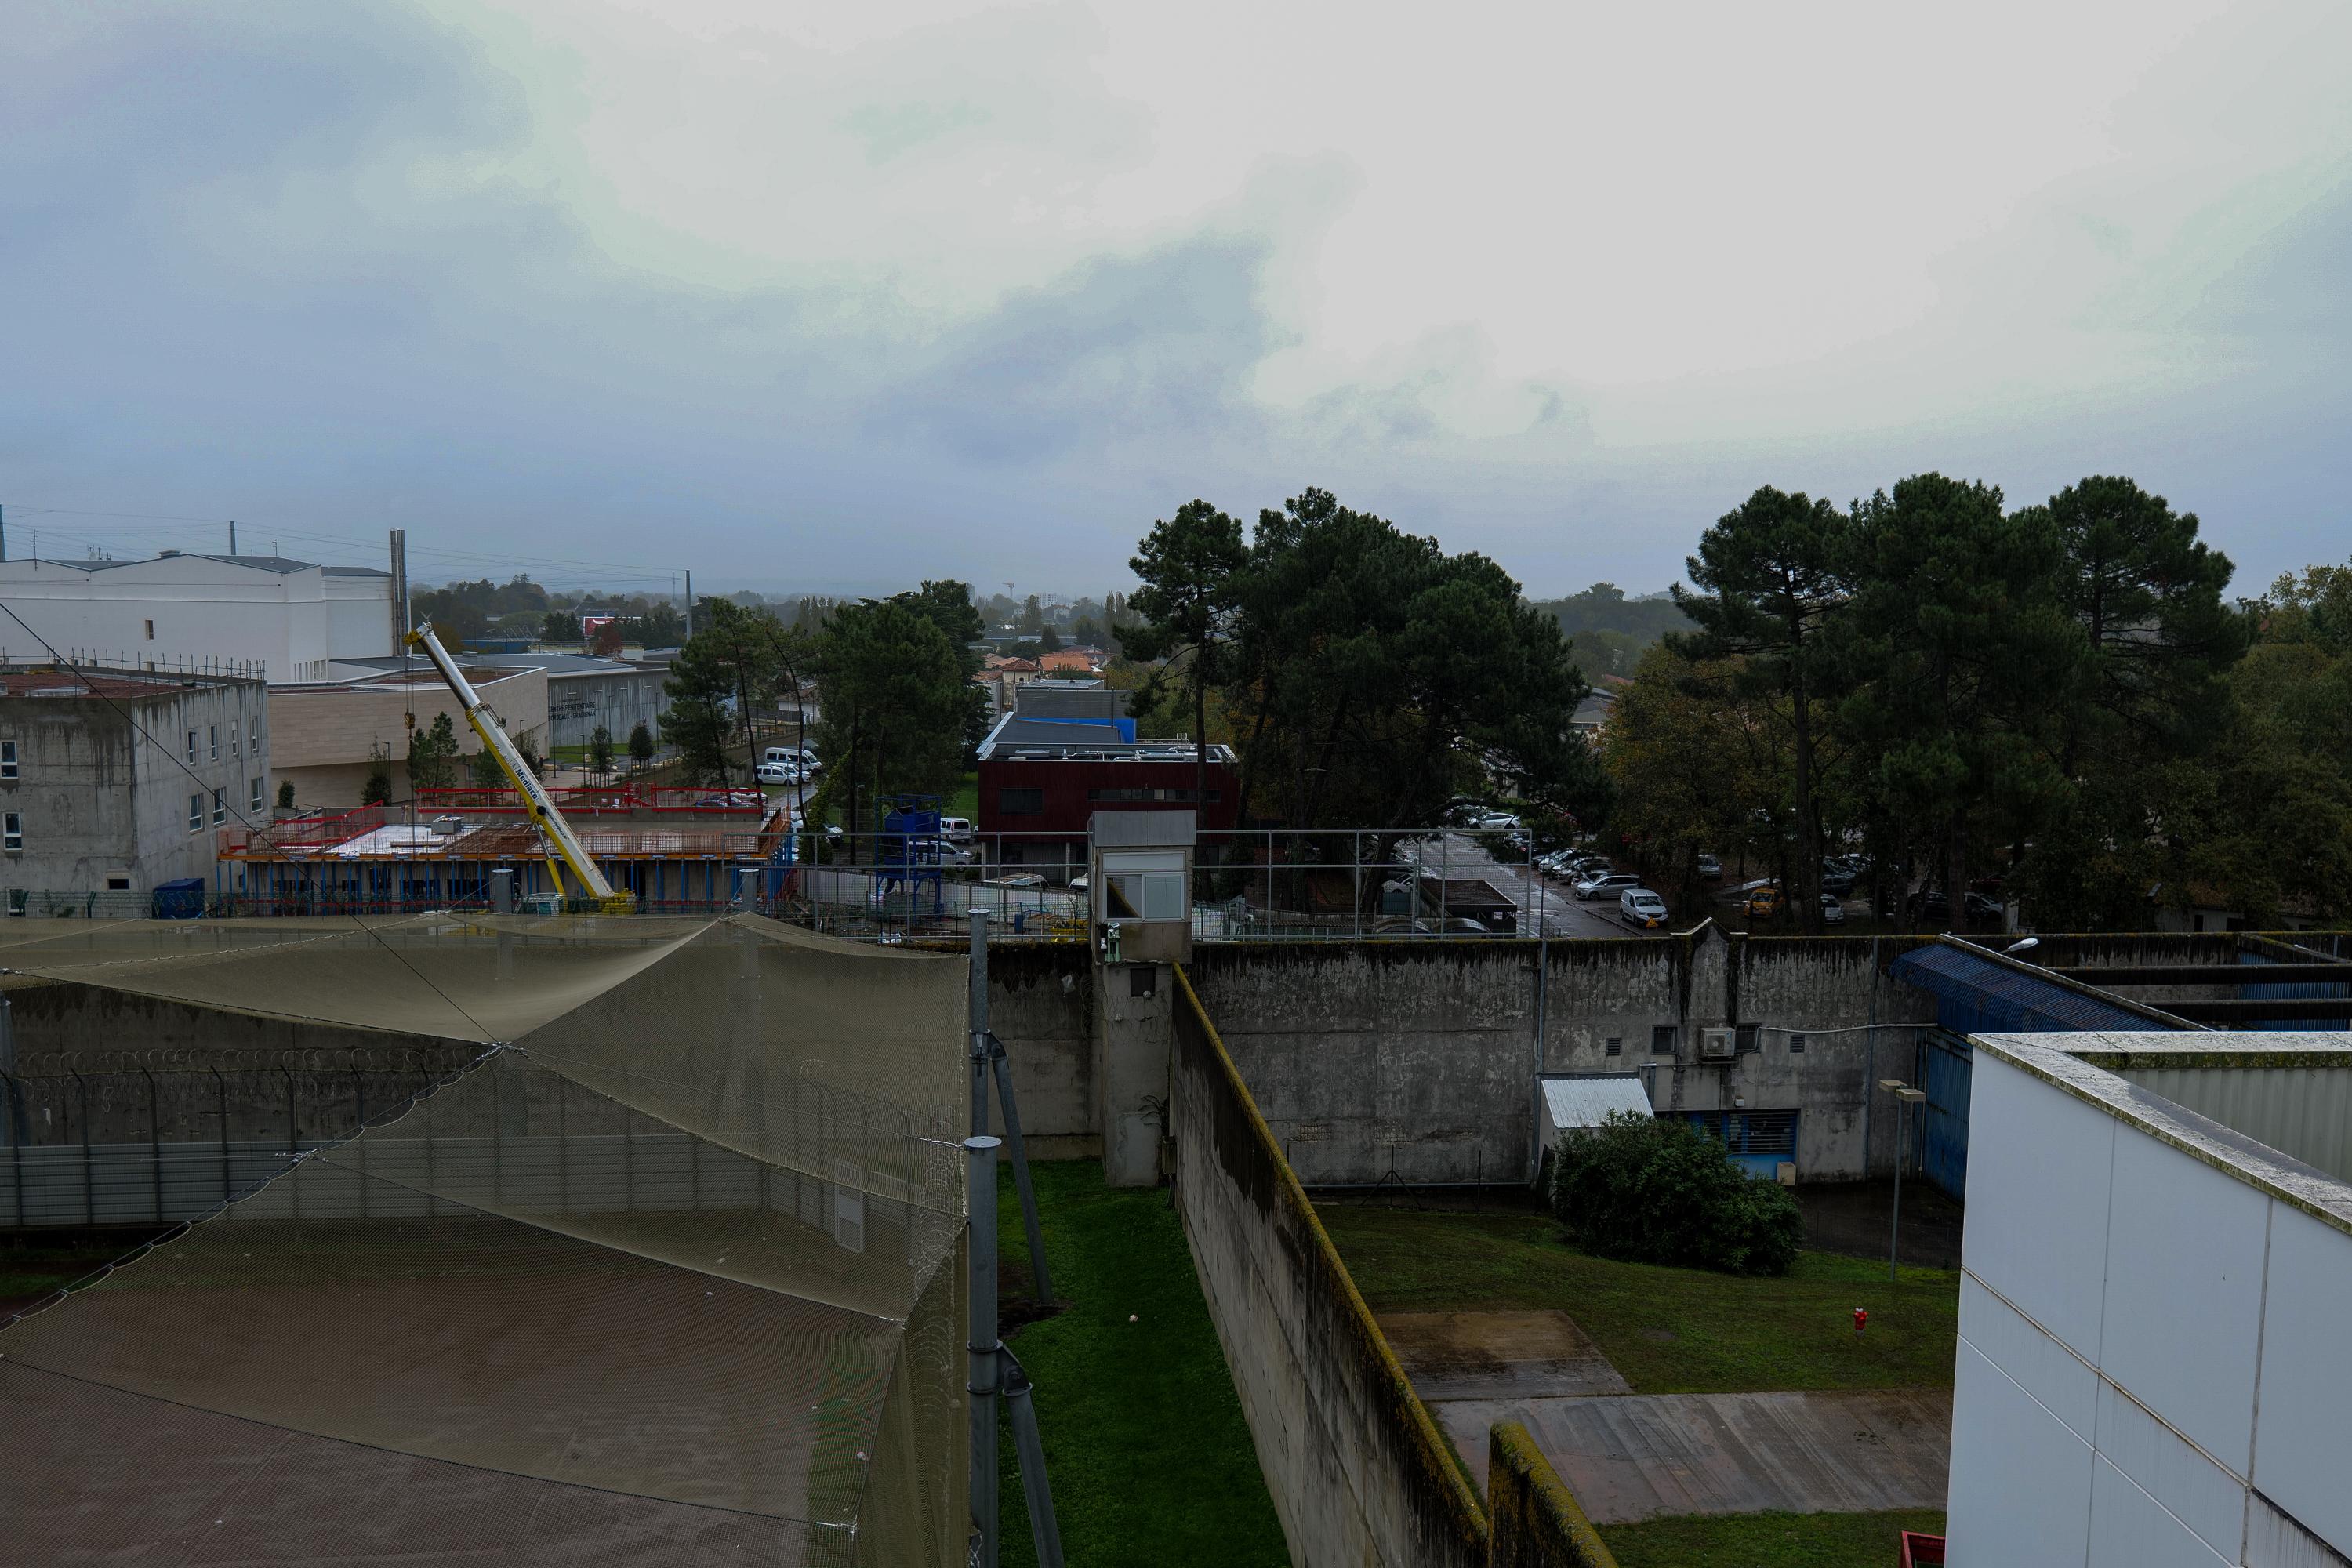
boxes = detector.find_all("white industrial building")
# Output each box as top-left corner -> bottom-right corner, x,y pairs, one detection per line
0,551 -> 396,683
1947,1030 -> 2352,1566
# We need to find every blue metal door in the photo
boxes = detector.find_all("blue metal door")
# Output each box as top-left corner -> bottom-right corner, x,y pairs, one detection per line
1922,1032 -> 1971,1199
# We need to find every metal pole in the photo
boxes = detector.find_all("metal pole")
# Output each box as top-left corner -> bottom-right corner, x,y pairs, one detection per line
998,1345 -> 1067,1568
970,911 -> 991,1137
990,1040 -> 1054,1303
967,1134 -> 1004,1568
1889,1094 -> 1904,1283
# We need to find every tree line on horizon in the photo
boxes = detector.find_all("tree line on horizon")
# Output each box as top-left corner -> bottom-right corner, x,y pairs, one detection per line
1608,474 -> 2352,931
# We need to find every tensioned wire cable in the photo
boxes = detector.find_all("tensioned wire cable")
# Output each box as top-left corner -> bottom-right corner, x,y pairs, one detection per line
0,597 -> 499,1044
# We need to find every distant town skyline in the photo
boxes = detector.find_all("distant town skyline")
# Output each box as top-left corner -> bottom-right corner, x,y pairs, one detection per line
6,1 -> 2347,599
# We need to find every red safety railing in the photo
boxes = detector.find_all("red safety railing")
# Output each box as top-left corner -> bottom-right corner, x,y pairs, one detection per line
412,785 -> 768,817
219,804 -> 388,855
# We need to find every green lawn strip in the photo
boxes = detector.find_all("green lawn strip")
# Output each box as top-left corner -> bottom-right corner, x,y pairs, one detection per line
993,1160 -> 1288,1568
946,771 -> 980,823
1318,1207 -> 1958,1395
1601,1507 -> 1944,1567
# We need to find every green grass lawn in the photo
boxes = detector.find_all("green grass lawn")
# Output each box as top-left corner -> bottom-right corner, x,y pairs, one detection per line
1318,1206 -> 1958,1396
1601,1508 -> 1944,1567
946,770 -> 979,823
994,1160 -> 1287,1568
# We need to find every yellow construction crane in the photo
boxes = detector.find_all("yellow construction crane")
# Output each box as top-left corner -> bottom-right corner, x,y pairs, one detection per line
405,622 -> 638,914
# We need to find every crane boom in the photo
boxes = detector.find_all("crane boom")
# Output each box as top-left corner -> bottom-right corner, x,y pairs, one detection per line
404,622 -> 636,913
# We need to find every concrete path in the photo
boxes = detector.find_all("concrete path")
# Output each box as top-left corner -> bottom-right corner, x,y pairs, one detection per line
1375,1310 -> 1631,1400
1430,1388 -> 1951,1523
1381,1306 -> 1950,1525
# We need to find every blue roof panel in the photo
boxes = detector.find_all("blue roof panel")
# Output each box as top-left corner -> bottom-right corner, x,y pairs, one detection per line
1891,943 -> 2173,1036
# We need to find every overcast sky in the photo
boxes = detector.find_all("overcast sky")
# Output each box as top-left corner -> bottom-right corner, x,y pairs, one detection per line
4,2 -> 2347,601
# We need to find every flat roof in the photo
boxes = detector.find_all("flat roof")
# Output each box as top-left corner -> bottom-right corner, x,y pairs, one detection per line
1973,1031 -> 2352,1237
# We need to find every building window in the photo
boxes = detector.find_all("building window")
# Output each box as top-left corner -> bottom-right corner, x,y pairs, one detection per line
106,874 -> 130,891
1652,1025 -> 1677,1055
186,730 -> 198,764
209,724 -> 219,760
188,793 -> 203,833
1788,1033 -> 1807,1054
230,720 -> 240,759
143,619 -> 154,641
250,776 -> 265,813
0,739 -> 15,779
2,811 -> 20,851
1604,1036 -> 1623,1058
1736,1025 -> 1762,1054
998,787 -> 1044,815
212,788 -> 226,826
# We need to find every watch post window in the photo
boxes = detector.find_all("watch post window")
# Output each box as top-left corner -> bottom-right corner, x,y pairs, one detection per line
0,739 -> 15,779
2,811 -> 21,851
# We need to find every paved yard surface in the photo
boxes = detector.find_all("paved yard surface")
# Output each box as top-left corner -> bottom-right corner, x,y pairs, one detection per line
1384,1305 -> 1950,1526
1375,1309 -> 1631,1400
1432,1388 -> 1951,1523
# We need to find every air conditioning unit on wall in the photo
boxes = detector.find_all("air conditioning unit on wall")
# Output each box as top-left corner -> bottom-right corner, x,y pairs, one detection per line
1697,1027 -> 1735,1061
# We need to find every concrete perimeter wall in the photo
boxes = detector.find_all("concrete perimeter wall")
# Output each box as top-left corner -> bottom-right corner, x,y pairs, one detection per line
1186,932 -> 1939,1186
981,944 -> 1095,1158
1167,964 -> 1614,1568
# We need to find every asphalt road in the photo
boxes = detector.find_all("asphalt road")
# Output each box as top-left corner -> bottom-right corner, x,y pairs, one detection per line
1406,833 -> 1667,938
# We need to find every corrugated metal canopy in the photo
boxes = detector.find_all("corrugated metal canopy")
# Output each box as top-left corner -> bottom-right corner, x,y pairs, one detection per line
1892,942 -> 2175,1035
1542,1074 -> 1655,1134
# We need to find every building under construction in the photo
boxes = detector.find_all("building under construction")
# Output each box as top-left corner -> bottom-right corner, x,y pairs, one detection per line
212,786 -> 792,913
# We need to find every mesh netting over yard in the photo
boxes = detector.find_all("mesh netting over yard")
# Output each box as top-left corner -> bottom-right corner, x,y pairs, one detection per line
0,913 -> 967,1567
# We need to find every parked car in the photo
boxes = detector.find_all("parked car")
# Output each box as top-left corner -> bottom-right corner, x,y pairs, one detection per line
1697,853 -> 1722,880
1820,893 -> 1846,925
1820,864 -> 1857,895
1574,872 -> 1641,902
1745,884 -> 1784,920
938,815 -> 975,844
755,760 -> 803,785
1618,888 -> 1669,929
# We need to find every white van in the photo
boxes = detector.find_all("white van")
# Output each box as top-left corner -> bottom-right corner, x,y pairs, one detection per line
938,815 -> 974,844
764,746 -> 820,772
1617,887 -> 1669,929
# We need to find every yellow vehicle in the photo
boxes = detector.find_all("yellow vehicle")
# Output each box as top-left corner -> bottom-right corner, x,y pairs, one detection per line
1744,884 -> 1784,920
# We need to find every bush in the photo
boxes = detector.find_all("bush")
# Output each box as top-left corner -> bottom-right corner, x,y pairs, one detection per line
1548,1111 -> 1802,1276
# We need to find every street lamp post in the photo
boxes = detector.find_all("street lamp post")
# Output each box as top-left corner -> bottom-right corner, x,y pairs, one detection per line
1879,1077 -> 1927,1283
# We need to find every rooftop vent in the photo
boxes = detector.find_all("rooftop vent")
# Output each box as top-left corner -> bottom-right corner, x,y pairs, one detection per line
158,550 -> 180,558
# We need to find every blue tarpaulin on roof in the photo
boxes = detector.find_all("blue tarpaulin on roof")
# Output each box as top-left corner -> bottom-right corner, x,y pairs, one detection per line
1890,942 -> 2171,1036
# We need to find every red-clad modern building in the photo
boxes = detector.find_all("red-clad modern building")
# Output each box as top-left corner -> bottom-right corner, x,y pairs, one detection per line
976,680 -> 1239,873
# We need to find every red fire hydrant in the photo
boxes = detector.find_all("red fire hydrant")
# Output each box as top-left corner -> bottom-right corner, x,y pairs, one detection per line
1854,1306 -> 1869,1335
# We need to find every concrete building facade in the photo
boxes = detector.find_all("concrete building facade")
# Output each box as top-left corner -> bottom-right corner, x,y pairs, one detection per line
267,666 -> 548,808
0,662 -> 269,906
0,553 -> 395,683
328,652 -> 668,752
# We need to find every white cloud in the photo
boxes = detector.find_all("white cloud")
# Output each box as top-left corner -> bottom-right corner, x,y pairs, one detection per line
3,0 -> 2348,596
